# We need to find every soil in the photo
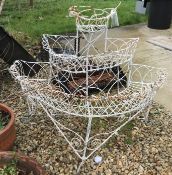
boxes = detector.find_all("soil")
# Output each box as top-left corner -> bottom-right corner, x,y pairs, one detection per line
0,110 -> 10,130
17,169 -> 34,175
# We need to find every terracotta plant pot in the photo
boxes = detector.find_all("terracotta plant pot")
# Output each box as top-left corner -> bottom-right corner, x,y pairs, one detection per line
0,103 -> 16,151
0,151 -> 48,175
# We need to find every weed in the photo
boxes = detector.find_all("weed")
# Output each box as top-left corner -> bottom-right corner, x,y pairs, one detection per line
124,136 -> 133,145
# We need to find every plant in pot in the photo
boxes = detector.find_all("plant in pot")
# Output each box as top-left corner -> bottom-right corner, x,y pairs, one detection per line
0,151 -> 48,175
0,104 -> 48,174
0,103 -> 16,151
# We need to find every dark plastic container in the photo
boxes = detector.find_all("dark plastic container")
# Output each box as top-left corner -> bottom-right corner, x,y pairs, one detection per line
0,26 -> 36,65
0,26 -> 41,76
148,0 -> 172,29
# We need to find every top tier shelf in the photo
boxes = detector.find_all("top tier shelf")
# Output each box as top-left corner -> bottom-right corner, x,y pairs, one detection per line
68,2 -> 121,32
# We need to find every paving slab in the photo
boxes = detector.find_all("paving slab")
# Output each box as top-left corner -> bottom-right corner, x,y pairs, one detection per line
147,36 -> 172,51
107,23 -> 172,112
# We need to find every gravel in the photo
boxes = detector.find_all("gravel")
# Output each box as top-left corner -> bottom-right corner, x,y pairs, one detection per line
0,60 -> 172,175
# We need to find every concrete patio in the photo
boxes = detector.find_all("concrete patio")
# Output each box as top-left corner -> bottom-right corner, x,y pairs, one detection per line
107,23 -> 172,112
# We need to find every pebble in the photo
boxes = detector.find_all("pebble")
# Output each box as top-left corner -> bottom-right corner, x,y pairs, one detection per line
105,169 -> 112,174
94,156 -> 102,164
138,165 -> 144,173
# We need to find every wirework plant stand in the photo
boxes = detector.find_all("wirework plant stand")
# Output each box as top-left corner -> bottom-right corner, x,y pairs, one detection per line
9,3 -> 167,173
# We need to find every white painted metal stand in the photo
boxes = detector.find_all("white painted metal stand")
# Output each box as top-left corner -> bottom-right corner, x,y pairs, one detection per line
9,3 -> 167,173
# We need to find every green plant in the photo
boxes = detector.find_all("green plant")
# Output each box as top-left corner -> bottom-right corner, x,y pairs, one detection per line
0,117 -> 3,130
0,161 -> 18,175
0,160 -> 34,175
124,136 -> 133,145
